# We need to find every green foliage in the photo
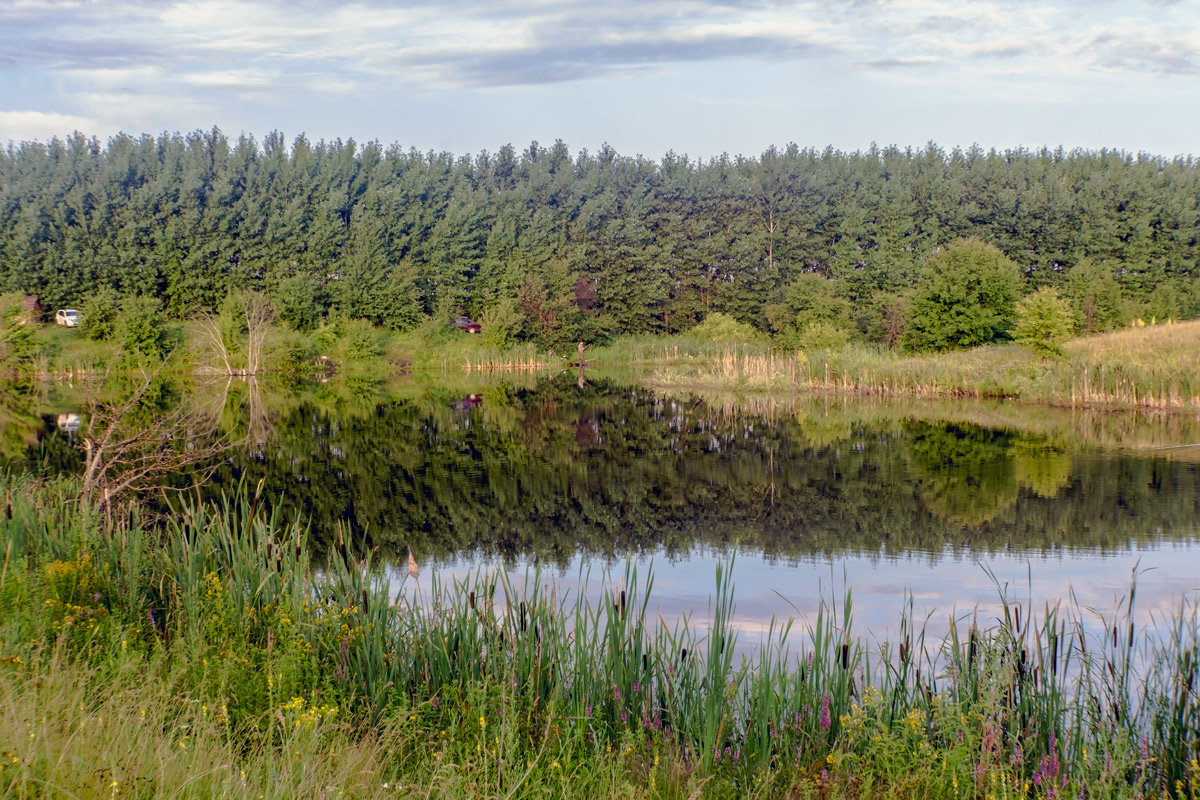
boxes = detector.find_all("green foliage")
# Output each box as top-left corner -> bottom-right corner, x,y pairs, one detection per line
478,296 -> 523,349
689,312 -> 766,342
271,274 -> 325,332
331,317 -> 384,363
1014,286 -> 1075,357
906,239 -> 1021,352
2,474 -> 1200,799
80,287 -> 121,341
0,293 -> 37,367
767,273 -> 856,348
1063,259 -> 1125,334
117,295 -> 175,360
2,132 -> 1197,348
269,327 -> 320,376
796,320 -> 851,351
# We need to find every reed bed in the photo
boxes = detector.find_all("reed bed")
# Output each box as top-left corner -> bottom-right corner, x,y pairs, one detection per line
1,475 -> 1198,798
644,321 -> 1200,414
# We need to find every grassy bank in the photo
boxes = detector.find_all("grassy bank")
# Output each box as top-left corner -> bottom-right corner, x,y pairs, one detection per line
603,321 -> 1200,413
2,476 -> 1198,798
19,306 -> 1200,415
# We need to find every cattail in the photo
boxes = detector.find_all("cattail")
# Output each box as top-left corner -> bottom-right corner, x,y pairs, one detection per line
840,642 -> 850,670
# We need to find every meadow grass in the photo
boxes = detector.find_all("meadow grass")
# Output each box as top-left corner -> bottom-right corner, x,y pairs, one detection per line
1,474 -> 1198,798
625,321 -> 1200,413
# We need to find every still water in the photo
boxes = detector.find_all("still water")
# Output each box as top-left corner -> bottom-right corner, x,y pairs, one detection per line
22,374 -> 1200,651
199,376 -> 1200,652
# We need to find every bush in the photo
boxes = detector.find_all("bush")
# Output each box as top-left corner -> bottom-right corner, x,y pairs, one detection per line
335,318 -> 384,363
81,287 -> 121,342
270,328 -> 320,376
906,239 -> 1020,352
479,297 -> 523,349
272,274 -> 326,332
1013,287 -> 1074,357
797,321 -> 851,351
689,312 -> 765,343
117,296 -> 174,361
0,293 -> 37,367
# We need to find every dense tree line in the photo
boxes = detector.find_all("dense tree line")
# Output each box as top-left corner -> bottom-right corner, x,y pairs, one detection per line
2,129 -> 1198,348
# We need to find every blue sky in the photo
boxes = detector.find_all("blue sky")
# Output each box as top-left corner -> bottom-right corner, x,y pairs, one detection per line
1,0 -> 1197,159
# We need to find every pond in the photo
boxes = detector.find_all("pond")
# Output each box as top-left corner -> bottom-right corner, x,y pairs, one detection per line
16,372 -> 1200,653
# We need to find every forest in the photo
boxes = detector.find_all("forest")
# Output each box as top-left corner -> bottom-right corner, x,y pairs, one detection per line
1,129 -> 1198,350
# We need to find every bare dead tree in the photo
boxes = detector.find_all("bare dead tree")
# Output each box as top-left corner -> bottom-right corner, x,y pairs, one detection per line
242,291 -> 274,377
79,362 -> 235,521
195,314 -> 235,375
195,291 -> 276,377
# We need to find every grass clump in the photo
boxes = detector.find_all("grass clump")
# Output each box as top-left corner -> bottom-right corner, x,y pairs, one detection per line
1,473 -> 1198,798
639,319 -> 1200,412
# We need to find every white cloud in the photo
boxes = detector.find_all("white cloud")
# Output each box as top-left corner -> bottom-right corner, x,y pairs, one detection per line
1,0 -> 1198,154
0,110 -> 99,143
182,70 -> 283,92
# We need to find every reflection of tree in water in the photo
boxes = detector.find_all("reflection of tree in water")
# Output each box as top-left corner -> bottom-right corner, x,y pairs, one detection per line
906,422 -> 1020,526
194,378 -> 1200,565
1012,438 -> 1074,499
14,375 -> 1200,566
906,424 -> 1077,524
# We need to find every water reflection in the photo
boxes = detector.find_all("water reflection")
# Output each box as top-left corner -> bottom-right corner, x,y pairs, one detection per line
189,380 -> 1200,568
393,542 -> 1199,660
11,373 -> 1200,648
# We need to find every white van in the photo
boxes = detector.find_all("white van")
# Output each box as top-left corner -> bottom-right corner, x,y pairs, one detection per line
55,309 -> 80,327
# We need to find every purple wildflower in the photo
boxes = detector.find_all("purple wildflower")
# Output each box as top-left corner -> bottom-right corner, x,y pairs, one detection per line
820,693 -> 831,730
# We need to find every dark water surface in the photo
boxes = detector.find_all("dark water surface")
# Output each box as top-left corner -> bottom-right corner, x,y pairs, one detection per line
208,376 -> 1200,649
21,374 -> 1200,649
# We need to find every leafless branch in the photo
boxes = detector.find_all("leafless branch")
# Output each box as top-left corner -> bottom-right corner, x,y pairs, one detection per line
79,360 -> 236,521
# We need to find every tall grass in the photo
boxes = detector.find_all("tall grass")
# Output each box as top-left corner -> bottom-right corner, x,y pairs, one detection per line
1,474 -> 1198,798
640,320 -> 1200,413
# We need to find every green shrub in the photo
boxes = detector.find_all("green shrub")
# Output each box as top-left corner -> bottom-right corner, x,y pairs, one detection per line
797,321 -> 851,351
0,293 -> 37,367
336,318 -> 384,363
906,239 -> 1020,352
118,296 -> 175,361
689,312 -> 766,343
1014,287 -> 1074,357
81,287 -> 121,342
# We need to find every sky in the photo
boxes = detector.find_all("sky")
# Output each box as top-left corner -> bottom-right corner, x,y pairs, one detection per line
1,0 -> 1198,161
